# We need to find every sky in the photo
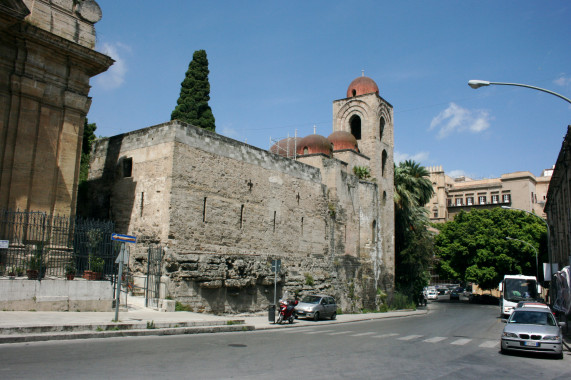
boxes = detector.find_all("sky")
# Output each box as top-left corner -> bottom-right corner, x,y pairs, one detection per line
88,0 -> 571,180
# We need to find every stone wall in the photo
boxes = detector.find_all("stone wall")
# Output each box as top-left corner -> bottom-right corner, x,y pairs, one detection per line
88,121 -> 387,313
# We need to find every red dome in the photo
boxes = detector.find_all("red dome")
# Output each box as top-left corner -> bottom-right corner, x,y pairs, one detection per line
297,134 -> 332,156
270,137 -> 300,158
346,76 -> 379,97
328,131 -> 359,152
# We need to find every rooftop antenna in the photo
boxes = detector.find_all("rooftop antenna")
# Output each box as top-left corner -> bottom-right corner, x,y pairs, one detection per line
361,69 -> 365,77
313,124 -> 316,134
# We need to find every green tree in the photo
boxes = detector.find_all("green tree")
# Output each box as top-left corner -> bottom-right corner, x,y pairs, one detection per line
434,208 -> 547,290
171,49 -> 216,131
394,160 -> 435,301
80,118 -> 97,183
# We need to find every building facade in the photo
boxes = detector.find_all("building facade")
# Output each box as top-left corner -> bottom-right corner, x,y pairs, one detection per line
87,76 -> 395,314
544,125 -> 571,272
0,0 -> 112,216
426,166 -> 552,223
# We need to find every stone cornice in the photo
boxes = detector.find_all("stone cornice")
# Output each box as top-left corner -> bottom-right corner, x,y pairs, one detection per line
13,20 -> 113,77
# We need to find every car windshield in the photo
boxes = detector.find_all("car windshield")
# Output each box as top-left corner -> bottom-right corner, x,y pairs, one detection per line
301,295 -> 322,304
509,311 -> 556,326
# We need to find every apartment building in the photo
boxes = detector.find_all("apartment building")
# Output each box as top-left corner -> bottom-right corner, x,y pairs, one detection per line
426,166 -> 552,223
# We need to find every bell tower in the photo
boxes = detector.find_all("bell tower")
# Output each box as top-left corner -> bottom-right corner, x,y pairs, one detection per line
332,74 -> 395,288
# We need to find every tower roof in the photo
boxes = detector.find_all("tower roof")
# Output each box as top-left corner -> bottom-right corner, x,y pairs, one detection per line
297,134 -> 332,157
270,137 -> 300,158
346,75 -> 379,97
328,131 -> 359,152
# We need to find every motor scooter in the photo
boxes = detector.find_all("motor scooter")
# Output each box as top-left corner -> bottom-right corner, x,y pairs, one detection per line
277,299 -> 298,324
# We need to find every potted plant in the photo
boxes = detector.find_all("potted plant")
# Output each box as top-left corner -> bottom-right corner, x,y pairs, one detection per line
65,261 -> 76,280
7,265 -> 16,278
15,266 -> 24,277
27,254 -> 43,279
84,255 -> 104,280
27,243 -> 47,280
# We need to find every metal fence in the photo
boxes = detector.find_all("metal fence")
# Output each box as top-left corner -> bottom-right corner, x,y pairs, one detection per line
0,209 -> 117,280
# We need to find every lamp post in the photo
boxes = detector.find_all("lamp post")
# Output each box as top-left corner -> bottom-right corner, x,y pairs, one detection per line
501,206 -> 552,301
468,80 -> 571,105
505,237 -> 538,280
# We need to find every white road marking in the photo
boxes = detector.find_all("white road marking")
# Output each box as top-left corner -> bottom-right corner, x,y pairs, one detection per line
281,328 -> 315,333
305,330 -> 334,334
479,340 -> 499,348
350,332 -> 377,337
423,336 -> 447,343
398,334 -> 423,341
451,338 -> 472,345
328,331 -> 353,335
372,333 -> 399,338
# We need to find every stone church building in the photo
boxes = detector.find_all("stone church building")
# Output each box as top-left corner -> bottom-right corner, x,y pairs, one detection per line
87,75 -> 395,314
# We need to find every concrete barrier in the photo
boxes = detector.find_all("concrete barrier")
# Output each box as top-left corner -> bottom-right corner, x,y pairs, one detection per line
0,278 -> 114,311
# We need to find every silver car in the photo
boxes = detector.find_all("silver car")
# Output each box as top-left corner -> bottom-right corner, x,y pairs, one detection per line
295,295 -> 337,321
501,307 -> 566,359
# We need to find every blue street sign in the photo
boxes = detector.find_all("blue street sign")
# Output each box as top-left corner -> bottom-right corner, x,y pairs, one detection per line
111,233 -> 137,244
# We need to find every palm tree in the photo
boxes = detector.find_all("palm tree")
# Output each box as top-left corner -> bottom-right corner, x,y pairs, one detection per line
394,160 -> 435,301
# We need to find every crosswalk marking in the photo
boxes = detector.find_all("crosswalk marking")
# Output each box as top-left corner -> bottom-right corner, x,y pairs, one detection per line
373,333 -> 399,338
284,328 -> 499,350
306,330 -> 334,334
479,340 -> 499,348
282,328 -> 315,333
451,338 -> 472,345
328,331 -> 353,335
424,336 -> 447,343
350,332 -> 377,337
398,334 -> 423,341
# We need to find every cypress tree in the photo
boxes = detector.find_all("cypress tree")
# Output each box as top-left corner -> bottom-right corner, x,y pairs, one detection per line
171,49 -> 216,131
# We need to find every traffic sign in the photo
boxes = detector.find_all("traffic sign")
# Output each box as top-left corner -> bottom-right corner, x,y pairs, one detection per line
271,259 -> 281,273
111,233 -> 137,243
0,240 -> 8,249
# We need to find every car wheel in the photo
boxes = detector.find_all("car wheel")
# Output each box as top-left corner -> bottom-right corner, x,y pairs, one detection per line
330,312 -> 336,320
500,346 -> 507,355
313,312 -> 320,321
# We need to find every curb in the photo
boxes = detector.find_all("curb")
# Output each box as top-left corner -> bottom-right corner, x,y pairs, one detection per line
0,324 -> 255,344
255,308 -> 429,330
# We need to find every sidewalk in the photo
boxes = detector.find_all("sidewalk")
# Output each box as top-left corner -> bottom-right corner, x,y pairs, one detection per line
0,297 -> 428,344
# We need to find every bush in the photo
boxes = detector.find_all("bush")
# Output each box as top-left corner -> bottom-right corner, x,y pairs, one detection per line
175,301 -> 192,312
389,291 -> 415,310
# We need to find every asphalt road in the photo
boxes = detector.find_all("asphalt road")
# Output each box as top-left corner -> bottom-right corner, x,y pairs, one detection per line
1,300 -> 569,379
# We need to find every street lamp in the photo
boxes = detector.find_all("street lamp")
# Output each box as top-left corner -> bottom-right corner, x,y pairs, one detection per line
468,80 -> 571,105
505,237 -> 538,280
501,206 -> 552,300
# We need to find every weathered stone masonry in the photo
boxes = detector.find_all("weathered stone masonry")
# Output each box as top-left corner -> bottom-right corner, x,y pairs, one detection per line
88,76 -> 395,314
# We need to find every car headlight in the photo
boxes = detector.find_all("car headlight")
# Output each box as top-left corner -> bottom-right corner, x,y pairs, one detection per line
542,335 -> 560,341
502,332 -> 518,338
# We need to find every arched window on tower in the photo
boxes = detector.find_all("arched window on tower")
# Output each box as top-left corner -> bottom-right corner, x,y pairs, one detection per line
372,220 -> 377,244
379,117 -> 385,141
350,115 -> 361,140
382,150 -> 388,177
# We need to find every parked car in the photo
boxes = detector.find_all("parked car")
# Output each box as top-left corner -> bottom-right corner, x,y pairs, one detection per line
449,288 -> 460,301
295,295 -> 337,321
426,289 -> 438,300
501,307 -> 566,359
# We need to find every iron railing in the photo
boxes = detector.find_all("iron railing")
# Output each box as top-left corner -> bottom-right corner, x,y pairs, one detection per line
0,209 -> 116,280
